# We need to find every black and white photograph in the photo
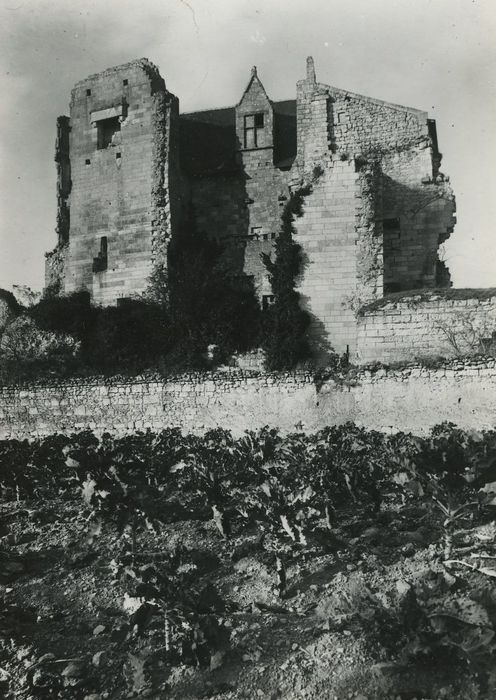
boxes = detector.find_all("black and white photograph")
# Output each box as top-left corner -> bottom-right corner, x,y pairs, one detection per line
0,0 -> 495,697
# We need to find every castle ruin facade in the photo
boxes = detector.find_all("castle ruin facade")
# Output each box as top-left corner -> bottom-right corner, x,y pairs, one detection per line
46,57 -> 456,357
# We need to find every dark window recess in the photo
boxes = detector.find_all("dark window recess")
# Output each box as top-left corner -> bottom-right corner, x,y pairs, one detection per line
97,117 -> 120,149
244,112 -> 265,148
86,89 -> 91,96
384,282 -> 402,294
123,79 -> 128,86
383,218 -> 400,230
85,159 -> 91,165
427,119 -> 439,154
116,152 -> 121,159
262,234 -> 269,241
262,294 -> 275,311
92,236 -> 108,273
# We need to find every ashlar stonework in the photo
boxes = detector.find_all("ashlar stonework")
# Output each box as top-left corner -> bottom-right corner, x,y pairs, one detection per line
45,57 -> 456,356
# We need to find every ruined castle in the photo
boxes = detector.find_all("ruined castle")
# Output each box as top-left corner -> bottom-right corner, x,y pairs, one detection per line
46,57 -> 457,359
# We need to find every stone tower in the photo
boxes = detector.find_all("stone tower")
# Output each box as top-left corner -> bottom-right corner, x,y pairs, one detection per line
46,59 -> 180,304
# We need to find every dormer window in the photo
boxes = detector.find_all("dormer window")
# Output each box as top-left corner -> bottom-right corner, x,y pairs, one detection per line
244,113 -> 265,148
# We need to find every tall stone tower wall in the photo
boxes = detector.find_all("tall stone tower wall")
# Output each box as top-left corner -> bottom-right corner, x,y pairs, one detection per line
49,59 -> 179,305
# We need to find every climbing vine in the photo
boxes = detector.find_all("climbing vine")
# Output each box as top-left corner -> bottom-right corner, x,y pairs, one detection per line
261,184 -> 312,370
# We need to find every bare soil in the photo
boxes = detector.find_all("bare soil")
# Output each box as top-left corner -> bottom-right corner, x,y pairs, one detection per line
1,497 -> 495,699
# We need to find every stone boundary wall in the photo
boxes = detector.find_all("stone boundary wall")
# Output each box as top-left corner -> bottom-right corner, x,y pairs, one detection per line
1,359 -> 495,439
357,293 -> 496,364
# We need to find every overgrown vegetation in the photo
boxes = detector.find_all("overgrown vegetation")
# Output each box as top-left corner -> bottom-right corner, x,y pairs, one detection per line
436,310 -> 496,358
1,423 -> 496,697
0,220 -> 263,381
165,217 -> 261,367
261,186 -> 312,370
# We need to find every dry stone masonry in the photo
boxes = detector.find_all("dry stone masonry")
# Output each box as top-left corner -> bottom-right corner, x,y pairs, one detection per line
357,290 -> 496,364
1,362 -> 496,439
45,57 -> 461,361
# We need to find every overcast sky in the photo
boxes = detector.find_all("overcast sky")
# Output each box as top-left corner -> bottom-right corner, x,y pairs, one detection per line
1,0 -> 495,293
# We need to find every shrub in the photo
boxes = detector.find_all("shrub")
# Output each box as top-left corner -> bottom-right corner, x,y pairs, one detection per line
0,315 -> 80,381
0,288 -> 21,333
0,316 -> 80,362
82,299 -> 172,371
29,291 -> 95,341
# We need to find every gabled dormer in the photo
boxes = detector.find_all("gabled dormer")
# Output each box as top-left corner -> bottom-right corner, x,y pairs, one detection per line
236,67 -> 274,153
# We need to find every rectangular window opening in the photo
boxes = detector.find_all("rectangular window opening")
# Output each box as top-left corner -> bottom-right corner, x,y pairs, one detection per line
97,117 -> 121,150
86,88 -> 91,96
92,236 -> 108,273
243,112 -> 265,148
123,79 -> 128,86
85,159 -> 91,165
116,152 -> 121,159
262,294 -> 275,311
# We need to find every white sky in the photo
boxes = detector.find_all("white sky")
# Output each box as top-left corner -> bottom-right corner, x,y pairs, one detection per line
0,0 -> 495,292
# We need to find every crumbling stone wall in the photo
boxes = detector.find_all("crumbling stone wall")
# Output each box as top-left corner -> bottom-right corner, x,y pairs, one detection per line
54,116 -> 71,247
45,116 -> 71,293
44,243 -> 67,294
60,59 -> 179,304
327,89 -> 456,291
292,61 -> 456,354
1,360 -> 495,439
380,148 -> 455,291
357,291 -> 496,363
330,90 -> 429,156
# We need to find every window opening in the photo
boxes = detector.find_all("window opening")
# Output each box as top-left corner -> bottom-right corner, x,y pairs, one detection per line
86,89 -> 91,96
244,112 -> 265,148
123,79 -> 128,86
92,236 -> 108,273
262,294 -> 275,311
97,117 -> 121,149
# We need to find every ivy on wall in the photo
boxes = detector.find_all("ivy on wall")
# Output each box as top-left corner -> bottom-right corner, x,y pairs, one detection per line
261,185 -> 312,371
